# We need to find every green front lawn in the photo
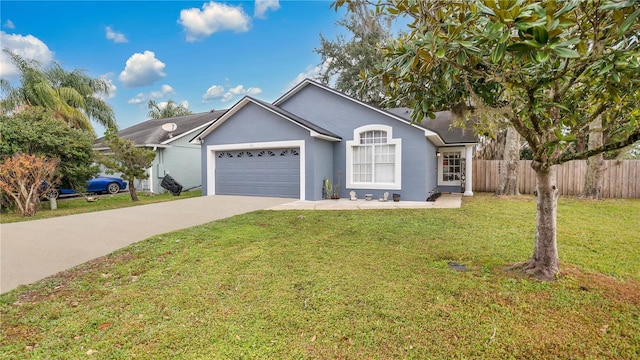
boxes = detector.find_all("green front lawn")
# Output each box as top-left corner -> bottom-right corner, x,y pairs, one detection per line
0,190 -> 201,223
1,194 -> 638,359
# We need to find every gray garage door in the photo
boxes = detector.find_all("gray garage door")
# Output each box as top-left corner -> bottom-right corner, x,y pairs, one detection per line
215,148 -> 300,198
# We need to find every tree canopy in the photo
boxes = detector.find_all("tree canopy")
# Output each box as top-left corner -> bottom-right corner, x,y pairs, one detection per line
336,0 -> 640,280
147,100 -> 192,119
0,50 -> 117,134
98,130 -> 156,201
316,0 -> 395,107
0,106 -> 99,190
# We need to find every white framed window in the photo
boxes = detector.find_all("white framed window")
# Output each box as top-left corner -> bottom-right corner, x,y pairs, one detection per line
346,125 -> 401,190
438,147 -> 464,186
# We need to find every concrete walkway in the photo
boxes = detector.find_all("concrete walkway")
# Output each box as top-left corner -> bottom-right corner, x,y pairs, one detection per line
0,195 -> 291,294
269,193 -> 462,210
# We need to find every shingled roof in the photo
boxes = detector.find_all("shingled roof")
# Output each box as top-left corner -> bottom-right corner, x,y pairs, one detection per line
96,110 -> 227,148
386,107 -> 477,144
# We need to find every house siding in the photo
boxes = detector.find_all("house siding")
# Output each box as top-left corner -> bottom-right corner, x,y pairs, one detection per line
278,85 -> 438,201
314,138 -> 334,200
199,102 -> 316,197
156,135 -> 202,193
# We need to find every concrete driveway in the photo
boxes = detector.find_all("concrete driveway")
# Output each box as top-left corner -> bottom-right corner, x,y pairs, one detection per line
0,195 -> 292,294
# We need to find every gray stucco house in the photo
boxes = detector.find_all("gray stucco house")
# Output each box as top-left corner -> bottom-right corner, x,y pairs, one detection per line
96,110 -> 225,194
191,79 -> 477,201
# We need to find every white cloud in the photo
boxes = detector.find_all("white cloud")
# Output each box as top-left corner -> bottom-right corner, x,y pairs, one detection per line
228,84 -> 245,95
254,0 -> 280,19
221,92 -> 236,103
150,84 -> 175,99
178,1 -> 251,42
246,87 -> 262,96
0,31 -> 54,78
181,100 -> 189,109
3,20 -> 15,29
202,84 -> 225,101
105,26 -> 128,43
119,50 -> 166,88
128,93 -> 145,104
222,84 -> 262,102
202,83 -> 262,103
286,59 -> 334,91
127,84 -> 177,105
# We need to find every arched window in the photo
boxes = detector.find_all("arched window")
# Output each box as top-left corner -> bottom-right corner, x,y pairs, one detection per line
346,125 -> 401,190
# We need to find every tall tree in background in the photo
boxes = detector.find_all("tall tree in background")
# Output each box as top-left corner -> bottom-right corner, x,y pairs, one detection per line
315,0 -> 393,107
98,130 -> 155,202
496,126 -> 521,196
582,116 -> 605,199
477,125 -> 522,196
147,100 -> 192,119
0,50 -> 117,134
336,0 -> 640,280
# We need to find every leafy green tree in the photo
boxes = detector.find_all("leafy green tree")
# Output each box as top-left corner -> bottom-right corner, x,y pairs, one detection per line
321,1 -> 521,194
316,0 -> 394,107
147,99 -> 192,119
0,107 -> 99,190
336,0 -> 640,280
0,50 -> 117,134
98,130 -> 156,201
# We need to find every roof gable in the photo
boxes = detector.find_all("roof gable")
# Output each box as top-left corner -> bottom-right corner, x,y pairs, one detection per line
273,79 -> 444,144
190,96 -> 341,143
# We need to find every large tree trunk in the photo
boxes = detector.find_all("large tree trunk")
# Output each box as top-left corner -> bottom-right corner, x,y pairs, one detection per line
511,162 -> 559,281
128,178 -> 139,201
496,126 -> 520,196
582,116 -> 603,199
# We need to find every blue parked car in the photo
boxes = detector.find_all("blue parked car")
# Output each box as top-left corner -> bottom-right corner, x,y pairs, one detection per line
43,176 -> 127,199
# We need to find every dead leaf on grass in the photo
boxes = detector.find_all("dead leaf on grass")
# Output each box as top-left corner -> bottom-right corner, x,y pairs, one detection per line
97,322 -> 112,331
600,324 -> 609,334
310,335 -> 317,342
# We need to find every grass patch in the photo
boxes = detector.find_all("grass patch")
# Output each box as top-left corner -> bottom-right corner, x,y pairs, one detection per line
1,194 -> 638,358
0,190 -> 201,224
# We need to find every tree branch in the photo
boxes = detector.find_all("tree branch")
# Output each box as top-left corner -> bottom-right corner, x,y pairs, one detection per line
552,130 -> 640,165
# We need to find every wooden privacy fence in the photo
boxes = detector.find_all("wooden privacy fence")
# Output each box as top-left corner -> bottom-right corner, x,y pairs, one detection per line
473,160 -> 640,199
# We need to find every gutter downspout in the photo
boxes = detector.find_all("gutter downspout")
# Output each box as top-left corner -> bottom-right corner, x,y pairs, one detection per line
148,146 -> 157,194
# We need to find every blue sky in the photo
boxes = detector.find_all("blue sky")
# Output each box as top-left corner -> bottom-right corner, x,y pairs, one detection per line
1,1 -> 346,134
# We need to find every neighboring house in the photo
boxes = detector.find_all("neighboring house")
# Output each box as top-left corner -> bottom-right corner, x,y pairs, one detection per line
191,79 -> 477,201
96,110 -> 226,194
